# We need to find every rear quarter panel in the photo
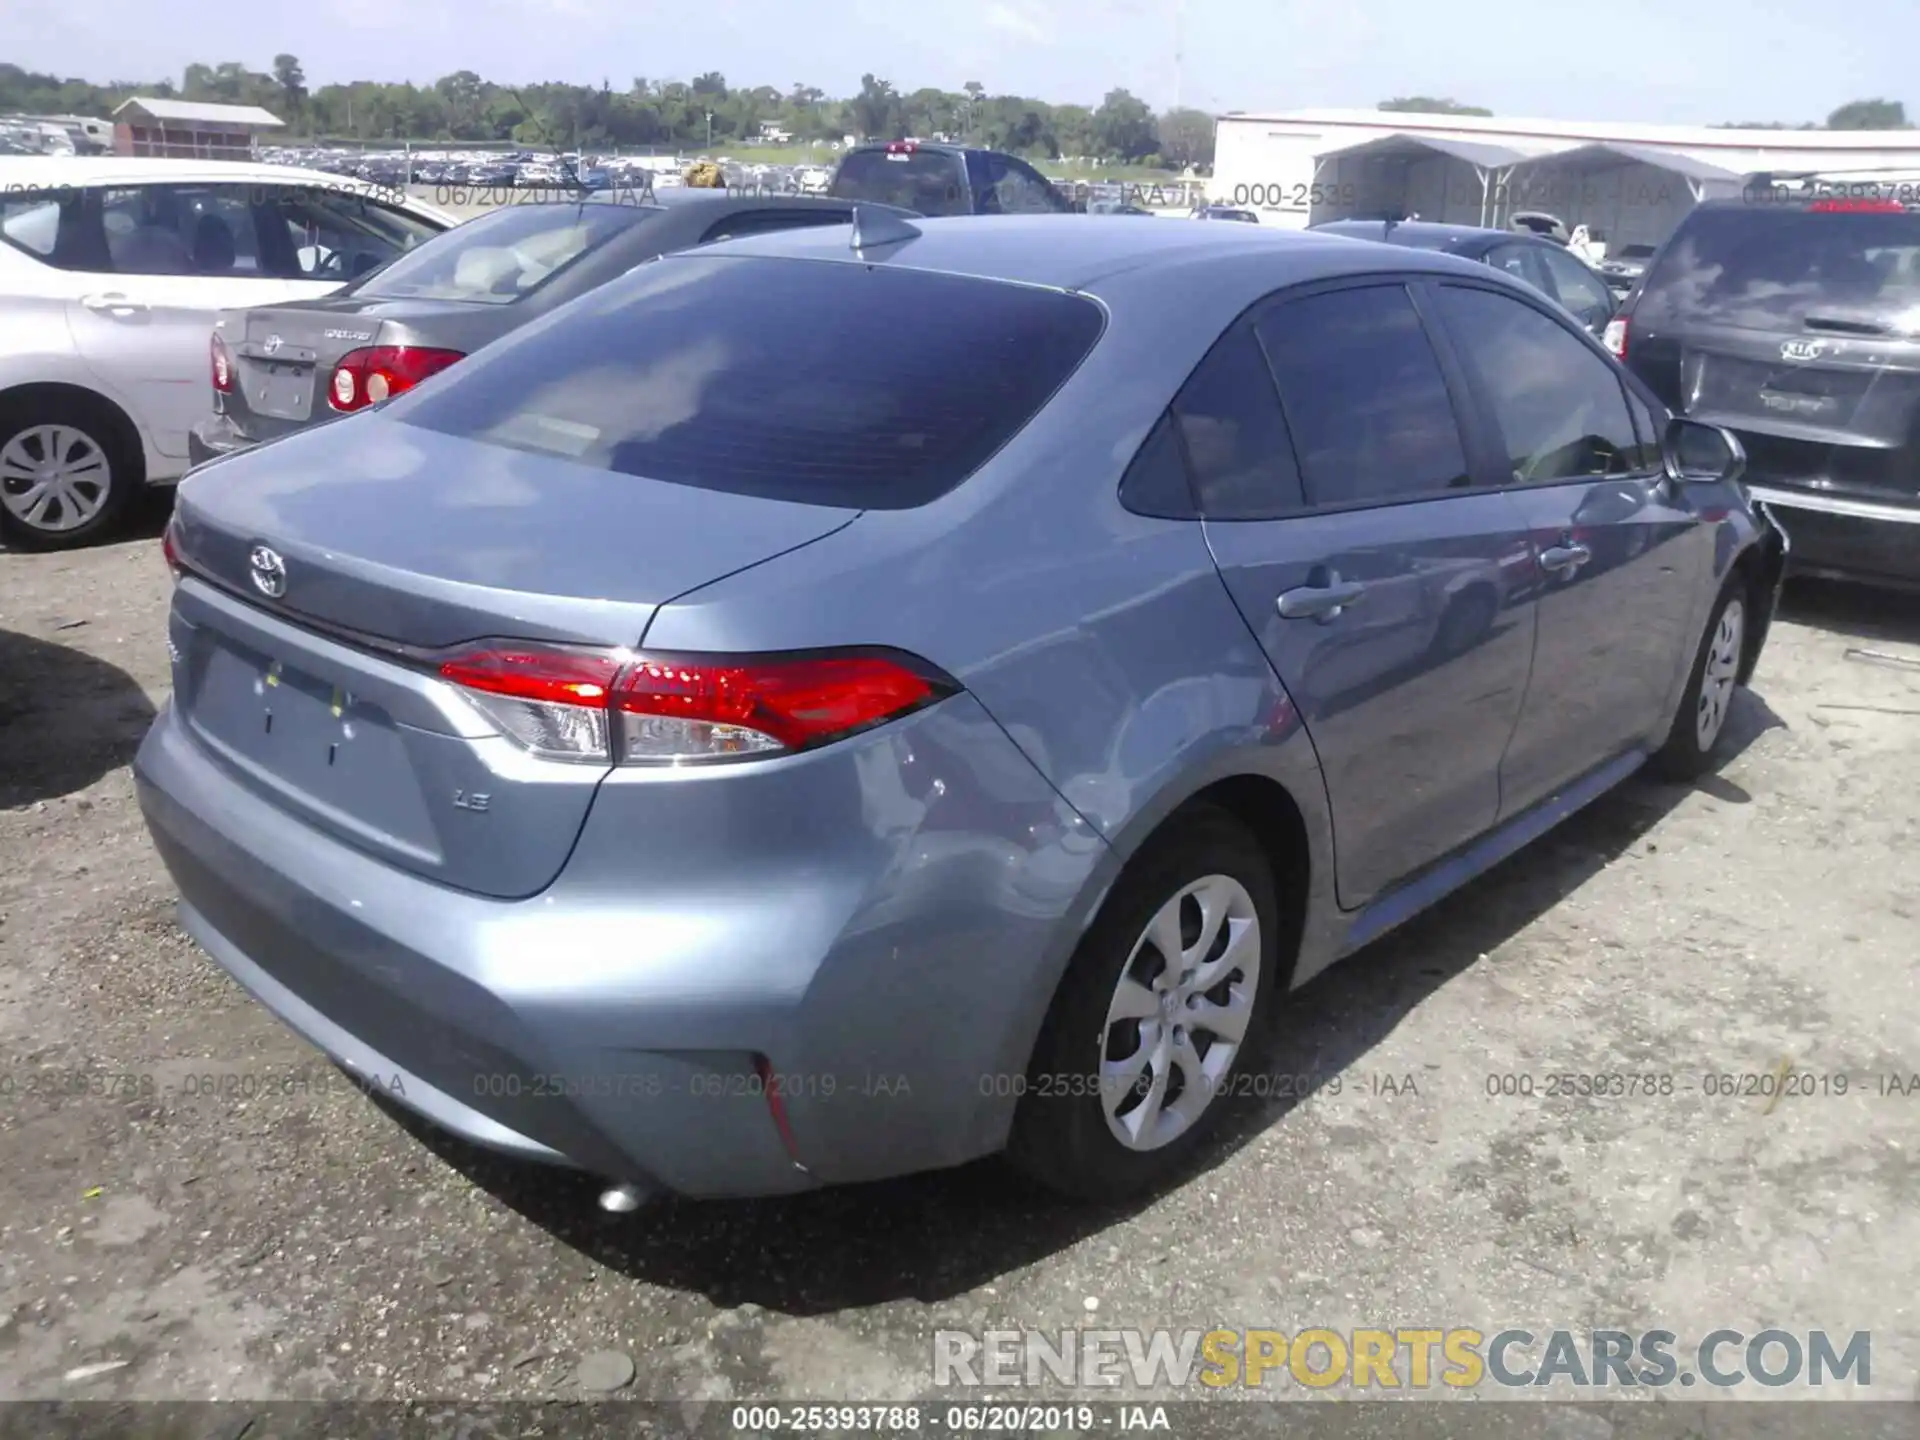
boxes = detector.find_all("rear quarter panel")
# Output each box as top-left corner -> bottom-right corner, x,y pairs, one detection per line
636,259 -> 1350,1051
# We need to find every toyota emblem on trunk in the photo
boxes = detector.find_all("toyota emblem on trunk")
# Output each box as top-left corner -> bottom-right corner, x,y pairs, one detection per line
263,334 -> 282,355
249,545 -> 287,598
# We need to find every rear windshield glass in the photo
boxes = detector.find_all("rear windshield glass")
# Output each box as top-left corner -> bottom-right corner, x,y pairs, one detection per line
828,150 -> 968,216
393,253 -> 1105,508
351,201 -> 656,304
1639,206 -> 1920,331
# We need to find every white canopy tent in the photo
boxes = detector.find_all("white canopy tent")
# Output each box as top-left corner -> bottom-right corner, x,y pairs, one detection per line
1308,133 -> 1535,227
1499,142 -> 1747,250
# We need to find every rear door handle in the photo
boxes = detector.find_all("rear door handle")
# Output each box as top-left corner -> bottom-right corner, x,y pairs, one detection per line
81,293 -> 148,316
1277,575 -> 1367,622
1539,542 -> 1592,573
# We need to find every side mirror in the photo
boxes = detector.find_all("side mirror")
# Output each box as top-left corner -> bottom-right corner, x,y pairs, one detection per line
1663,417 -> 1746,486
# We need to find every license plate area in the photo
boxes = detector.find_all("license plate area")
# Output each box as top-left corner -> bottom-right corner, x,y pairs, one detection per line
184,634 -> 442,862
240,359 -> 315,422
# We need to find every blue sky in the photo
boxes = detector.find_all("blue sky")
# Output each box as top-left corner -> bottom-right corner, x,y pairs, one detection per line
4,0 -> 1915,124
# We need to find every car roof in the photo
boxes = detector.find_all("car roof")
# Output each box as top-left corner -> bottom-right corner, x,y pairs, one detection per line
1315,219 -> 1510,251
675,212 -> 1501,303
0,155 -> 391,192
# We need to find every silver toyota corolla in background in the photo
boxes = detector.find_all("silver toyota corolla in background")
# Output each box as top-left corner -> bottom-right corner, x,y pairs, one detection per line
137,212 -> 1784,1206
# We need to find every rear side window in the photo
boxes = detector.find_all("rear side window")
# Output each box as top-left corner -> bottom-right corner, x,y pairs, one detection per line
1255,284 -> 1472,505
353,201 -> 654,304
1,198 -> 59,257
395,254 -> 1104,509
1170,325 -> 1303,519
1639,206 -> 1920,329
828,150 -> 967,216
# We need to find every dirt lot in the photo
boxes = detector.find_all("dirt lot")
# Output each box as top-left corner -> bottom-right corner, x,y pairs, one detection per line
3,500 -> 1919,1408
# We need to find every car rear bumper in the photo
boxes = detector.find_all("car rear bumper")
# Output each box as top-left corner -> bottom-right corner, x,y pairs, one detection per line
1745,484 -> 1920,590
134,686 -> 1110,1198
187,414 -> 258,472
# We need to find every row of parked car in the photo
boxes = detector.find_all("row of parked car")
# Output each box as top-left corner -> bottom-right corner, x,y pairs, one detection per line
7,150 -> 1919,600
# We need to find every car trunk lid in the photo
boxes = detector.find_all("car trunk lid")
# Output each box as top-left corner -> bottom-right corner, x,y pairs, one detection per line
167,417 -> 860,898
219,297 -> 480,440
1674,321 -> 1920,500
1630,204 -> 1920,503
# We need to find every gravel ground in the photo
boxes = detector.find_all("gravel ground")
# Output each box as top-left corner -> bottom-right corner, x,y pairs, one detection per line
2,503 -> 1918,1408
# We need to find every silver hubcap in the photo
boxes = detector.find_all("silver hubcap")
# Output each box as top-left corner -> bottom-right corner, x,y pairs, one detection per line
0,424 -> 113,533
1695,597 -> 1745,752
1100,874 -> 1261,1153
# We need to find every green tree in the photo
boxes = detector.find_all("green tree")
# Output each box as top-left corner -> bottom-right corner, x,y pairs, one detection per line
1827,98 -> 1909,130
1092,87 -> 1157,161
1155,106 -> 1215,170
849,73 -> 901,140
1378,96 -> 1493,116
271,54 -> 305,124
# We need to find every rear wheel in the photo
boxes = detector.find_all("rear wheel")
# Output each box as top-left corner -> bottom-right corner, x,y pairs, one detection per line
0,397 -> 139,550
1649,582 -> 1747,781
1006,806 -> 1281,1201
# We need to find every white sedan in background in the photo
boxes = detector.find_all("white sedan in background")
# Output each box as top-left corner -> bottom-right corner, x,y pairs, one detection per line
0,156 -> 453,548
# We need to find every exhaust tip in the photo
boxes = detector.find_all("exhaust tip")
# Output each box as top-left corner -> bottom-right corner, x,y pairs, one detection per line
597,1182 -> 647,1214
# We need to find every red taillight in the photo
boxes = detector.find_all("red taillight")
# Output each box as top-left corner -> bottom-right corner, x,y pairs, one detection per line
1808,198 -> 1906,213
433,643 -> 953,765
886,140 -> 917,153
1602,315 -> 1628,360
754,1055 -> 805,1168
161,517 -> 185,579
210,333 -> 233,394
327,346 -> 466,413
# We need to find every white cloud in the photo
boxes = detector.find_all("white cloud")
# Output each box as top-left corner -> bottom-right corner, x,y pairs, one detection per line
984,2 -> 1050,43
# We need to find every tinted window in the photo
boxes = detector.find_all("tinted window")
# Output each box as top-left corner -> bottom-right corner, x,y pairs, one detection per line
1639,206 -> 1920,330
100,184 -> 262,276
0,197 -> 58,257
1255,285 -> 1471,505
828,149 -> 968,216
396,254 -> 1104,509
1536,246 -> 1615,324
1118,413 -> 1196,519
276,190 -> 440,281
701,209 -> 849,242
1170,326 -> 1303,518
355,201 -> 654,304
1623,384 -> 1663,470
980,155 -> 1067,215
1485,242 -> 1541,287
1434,284 -> 1640,482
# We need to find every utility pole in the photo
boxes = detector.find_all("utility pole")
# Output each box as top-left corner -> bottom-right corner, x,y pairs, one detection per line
1172,0 -> 1186,111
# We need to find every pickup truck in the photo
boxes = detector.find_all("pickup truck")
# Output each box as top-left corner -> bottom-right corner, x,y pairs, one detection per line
828,141 -> 1078,216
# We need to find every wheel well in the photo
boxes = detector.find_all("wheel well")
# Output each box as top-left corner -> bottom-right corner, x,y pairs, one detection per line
1176,775 -> 1310,990
1727,541 -> 1778,683
0,382 -> 146,487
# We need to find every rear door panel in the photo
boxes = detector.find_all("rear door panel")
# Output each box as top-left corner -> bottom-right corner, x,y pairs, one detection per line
1195,280 -> 1540,909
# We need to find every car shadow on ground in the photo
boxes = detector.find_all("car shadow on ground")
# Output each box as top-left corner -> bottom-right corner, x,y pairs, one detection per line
1778,576 -> 1920,646
383,689 -> 1785,1316
0,628 -> 156,808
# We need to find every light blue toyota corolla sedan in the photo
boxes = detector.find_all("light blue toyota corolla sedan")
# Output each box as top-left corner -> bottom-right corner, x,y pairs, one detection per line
137,211 -> 1785,1205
